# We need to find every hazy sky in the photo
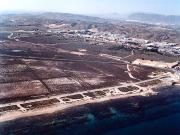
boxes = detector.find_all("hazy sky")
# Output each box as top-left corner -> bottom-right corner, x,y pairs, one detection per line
0,0 -> 180,15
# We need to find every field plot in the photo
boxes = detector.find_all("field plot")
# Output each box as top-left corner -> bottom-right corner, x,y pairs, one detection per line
0,63 -> 37,83
19,34 -> 68,44
0,80 -> 49,101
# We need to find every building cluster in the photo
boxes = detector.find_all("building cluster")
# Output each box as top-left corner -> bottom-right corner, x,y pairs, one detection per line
48,27 -> 180,56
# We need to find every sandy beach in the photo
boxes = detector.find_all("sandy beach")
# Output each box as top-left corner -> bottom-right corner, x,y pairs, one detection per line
0,88 -> 158,123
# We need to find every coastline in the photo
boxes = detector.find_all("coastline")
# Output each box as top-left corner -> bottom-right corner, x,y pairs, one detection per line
0,91 -> 153,123
0,74 -> 175,123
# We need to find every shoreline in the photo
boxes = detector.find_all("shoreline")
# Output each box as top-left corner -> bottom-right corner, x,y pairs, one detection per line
0,74 -> 177,123
0,91 -> 153,123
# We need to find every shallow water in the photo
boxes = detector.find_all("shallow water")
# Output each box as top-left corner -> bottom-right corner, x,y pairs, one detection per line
0,87 -> 180,135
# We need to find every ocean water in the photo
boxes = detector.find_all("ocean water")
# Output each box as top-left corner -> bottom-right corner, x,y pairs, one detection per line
0,87 -> 180,135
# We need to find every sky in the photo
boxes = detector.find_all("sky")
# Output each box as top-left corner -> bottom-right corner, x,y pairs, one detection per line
0,0 -> 180,15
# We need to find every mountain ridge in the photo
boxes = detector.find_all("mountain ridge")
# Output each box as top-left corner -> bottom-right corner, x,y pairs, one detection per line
128,13 -> 180,25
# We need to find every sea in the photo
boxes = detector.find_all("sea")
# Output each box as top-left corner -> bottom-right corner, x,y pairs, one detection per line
0,86 -> 180,135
